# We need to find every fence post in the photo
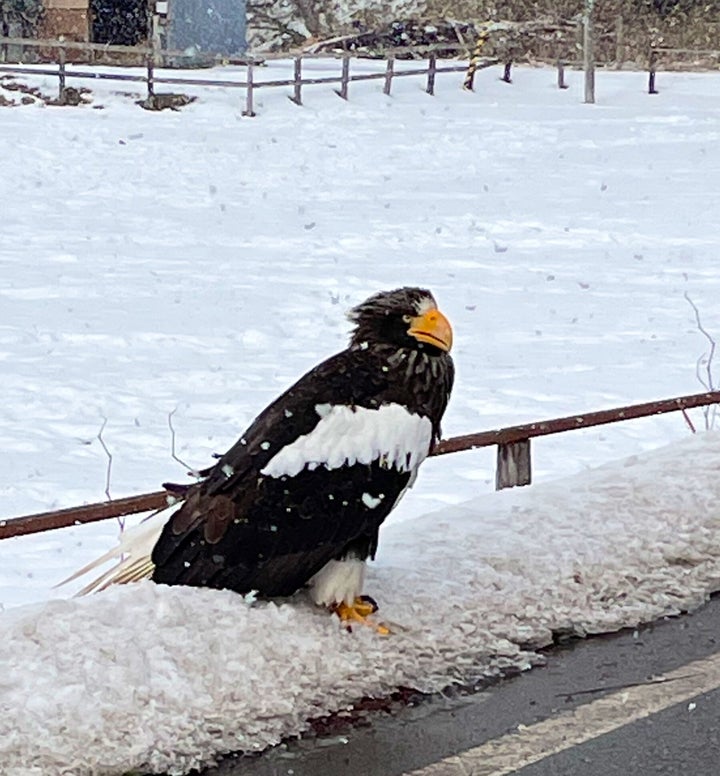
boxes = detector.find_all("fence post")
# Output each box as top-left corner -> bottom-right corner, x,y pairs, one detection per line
583,0 -> 596,104
383,55 -> 394,96
58,45 -> 66,100
335,54 -> 350,100
648,49 -> 659,94
289,55 -> 302,105
501,61 -> 512,83
243,61 -> 256,116
557,59 -> 568,89
146,54 -> 154,98
615,15 -> 624,69
464,27 -> 489,91
151,13 -> 162,66
426,53 -> 436,95
496,440 -> 532,490
150,18 -> 161,68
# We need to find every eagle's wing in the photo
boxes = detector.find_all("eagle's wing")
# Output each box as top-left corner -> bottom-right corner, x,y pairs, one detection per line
150,348 -> 431,596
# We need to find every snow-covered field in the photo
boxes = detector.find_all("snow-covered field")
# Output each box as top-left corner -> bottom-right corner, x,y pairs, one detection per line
1,61 -> 720,774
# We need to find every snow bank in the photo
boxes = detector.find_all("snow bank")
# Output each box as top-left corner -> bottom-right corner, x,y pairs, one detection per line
2,432 -> 720,775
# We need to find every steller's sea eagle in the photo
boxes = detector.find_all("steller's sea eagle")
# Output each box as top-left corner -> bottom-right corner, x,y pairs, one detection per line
68,287 -> 454,631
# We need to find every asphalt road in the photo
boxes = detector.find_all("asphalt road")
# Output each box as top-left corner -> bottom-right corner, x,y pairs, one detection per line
201,596 -> 720,776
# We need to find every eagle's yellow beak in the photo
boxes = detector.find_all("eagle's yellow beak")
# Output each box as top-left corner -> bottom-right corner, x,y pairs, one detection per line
408,308 -> 453,352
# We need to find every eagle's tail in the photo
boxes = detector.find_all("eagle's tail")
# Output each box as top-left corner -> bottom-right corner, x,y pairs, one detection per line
57,510 -> 170,595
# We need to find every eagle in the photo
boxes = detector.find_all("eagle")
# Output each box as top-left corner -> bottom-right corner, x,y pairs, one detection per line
69,287 -> 454,631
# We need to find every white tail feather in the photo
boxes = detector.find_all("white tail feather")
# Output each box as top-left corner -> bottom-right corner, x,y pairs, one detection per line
57,510 -> 171,595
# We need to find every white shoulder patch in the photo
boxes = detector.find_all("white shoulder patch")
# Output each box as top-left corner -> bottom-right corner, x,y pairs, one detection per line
261,403 -> 433,479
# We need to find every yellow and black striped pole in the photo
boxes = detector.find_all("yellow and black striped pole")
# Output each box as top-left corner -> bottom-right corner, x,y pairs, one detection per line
464,23 -> 491,91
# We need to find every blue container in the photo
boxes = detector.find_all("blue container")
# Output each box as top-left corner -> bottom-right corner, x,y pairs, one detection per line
167,0 -> 247,56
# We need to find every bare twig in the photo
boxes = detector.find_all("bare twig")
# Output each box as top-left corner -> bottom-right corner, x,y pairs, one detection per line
168,408 -> 201,476
685,292 -> 717,430
685,293 -> 716,391
96,417 -> 113,502
555,671 -> 699,699
96,417 -> 125,532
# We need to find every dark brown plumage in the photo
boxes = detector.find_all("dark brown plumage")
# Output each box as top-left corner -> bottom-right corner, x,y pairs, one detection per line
149,287 -> 454,609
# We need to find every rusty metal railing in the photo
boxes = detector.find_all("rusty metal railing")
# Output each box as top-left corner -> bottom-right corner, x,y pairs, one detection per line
1,390 -> 718,541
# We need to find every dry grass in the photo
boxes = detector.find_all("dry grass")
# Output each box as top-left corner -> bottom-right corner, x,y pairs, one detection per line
248,0 -> 720,65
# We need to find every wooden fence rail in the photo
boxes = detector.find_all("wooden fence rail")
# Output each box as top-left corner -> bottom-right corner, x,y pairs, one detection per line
3,35 -> 667,112
1,390 -> 718,541
0,36 -> 486,113
0,35 -> 469,61
647,45 -> 720,94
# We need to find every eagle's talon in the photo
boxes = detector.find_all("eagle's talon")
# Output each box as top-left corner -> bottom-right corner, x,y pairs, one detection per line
333,597 -> 390,635
358,594 -> 379,614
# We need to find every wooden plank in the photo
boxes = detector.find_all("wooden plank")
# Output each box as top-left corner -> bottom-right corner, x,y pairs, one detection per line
496,440 -> 532,490
0,63 -> 467,94
45,0 -> 88,9
0,35 -> 468,60
0,34 -> 151,55
40,9 -> 90,45
0,64 -> 147,83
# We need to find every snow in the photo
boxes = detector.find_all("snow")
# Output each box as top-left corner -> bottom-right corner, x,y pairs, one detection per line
1,60 -> 720,773
261,403 -> 433,476
362,492 -> 383,508
2,432 -> 720,775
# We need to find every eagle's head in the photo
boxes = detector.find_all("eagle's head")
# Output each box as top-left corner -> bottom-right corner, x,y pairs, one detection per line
347,287 -> 453,355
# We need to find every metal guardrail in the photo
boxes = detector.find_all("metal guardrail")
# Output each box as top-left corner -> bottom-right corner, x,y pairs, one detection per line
1,390 -> 718,540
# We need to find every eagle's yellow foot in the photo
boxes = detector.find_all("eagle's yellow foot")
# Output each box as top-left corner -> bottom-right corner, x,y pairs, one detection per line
333,595 -> 390,635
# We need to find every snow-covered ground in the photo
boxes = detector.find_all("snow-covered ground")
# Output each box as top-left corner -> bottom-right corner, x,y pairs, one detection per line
2,434 -> 720,775
1,61 -> 720,774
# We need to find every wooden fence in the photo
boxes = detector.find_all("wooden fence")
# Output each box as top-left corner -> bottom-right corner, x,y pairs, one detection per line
647,45 -> 720,94
1,390 -> 718,541
0,36 -> 497,114
3,35 -> 688,114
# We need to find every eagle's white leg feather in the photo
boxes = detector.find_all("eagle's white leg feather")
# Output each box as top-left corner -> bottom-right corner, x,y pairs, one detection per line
57,510 -> 170,595
308,558 -> 366,607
